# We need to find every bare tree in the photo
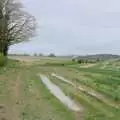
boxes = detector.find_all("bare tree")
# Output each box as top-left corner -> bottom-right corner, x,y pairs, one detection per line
0,0 -> 37,56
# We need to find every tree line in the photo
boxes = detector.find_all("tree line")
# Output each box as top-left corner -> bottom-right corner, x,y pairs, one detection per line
72,58 -> 100,64
9,53 -> 56,57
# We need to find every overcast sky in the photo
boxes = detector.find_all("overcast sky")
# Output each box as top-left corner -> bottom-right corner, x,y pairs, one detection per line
9,0 -> 120,55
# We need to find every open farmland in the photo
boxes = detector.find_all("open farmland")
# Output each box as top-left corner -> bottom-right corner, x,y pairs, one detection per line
0,56 -> 120,120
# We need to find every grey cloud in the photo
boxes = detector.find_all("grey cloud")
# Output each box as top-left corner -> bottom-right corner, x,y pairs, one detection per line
9,0 -> 120,55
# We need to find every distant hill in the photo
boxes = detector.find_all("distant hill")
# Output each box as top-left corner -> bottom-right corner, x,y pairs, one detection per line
72,54 -> 120,61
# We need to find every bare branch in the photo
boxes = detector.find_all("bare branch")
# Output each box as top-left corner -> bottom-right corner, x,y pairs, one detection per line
0,0 -> 37,55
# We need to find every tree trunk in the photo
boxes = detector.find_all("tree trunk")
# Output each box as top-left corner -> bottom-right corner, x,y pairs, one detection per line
0,12 -> 9,56
3,43 -> 8,56
0,41 -> 8,56
0,41 -> 4,54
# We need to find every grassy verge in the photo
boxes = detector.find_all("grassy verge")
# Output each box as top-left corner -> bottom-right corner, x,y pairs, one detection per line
68,66 -> 120,101
50,75 -> 120,120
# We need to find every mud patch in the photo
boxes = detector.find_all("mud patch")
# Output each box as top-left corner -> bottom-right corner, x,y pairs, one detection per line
0,105 -> 7,120
0,105 -> 6,114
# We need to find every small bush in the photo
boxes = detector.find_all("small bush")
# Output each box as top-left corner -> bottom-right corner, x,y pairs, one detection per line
0,53 -> 6,66
78,59 -> 82,64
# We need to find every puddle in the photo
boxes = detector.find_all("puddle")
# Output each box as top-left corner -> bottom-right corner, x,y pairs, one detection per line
39,75 -> 81,112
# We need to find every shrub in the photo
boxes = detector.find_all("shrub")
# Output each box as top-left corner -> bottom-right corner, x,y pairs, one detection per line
78,59 -> 82,64
48,53 -> 56,57
0,53 -> 6,66
72,59 -> 75,62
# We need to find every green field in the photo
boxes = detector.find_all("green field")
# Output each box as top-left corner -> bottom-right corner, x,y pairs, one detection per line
0,57 -> 120,120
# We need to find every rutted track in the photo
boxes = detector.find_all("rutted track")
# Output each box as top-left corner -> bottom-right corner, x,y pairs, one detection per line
39,74 -> 81,112
51,73 -> 119,109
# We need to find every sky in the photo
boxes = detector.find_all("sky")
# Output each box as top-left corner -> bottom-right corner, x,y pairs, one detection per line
9,0 -> 120,55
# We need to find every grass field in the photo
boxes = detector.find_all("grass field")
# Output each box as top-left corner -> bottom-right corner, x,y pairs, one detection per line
0,56 -> 120,120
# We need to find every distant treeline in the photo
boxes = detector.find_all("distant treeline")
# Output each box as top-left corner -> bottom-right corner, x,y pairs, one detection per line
78,54 -> 120,60
9,54 -> 31,56
9,53 -> 120,60
72,54 -> 120,64
8,53 -> 56,57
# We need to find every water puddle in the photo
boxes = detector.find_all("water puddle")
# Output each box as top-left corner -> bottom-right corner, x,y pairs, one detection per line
39,74 -> 81,112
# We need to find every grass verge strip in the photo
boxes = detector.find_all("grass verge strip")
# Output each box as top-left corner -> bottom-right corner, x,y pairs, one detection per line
51,73 -> 119,109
